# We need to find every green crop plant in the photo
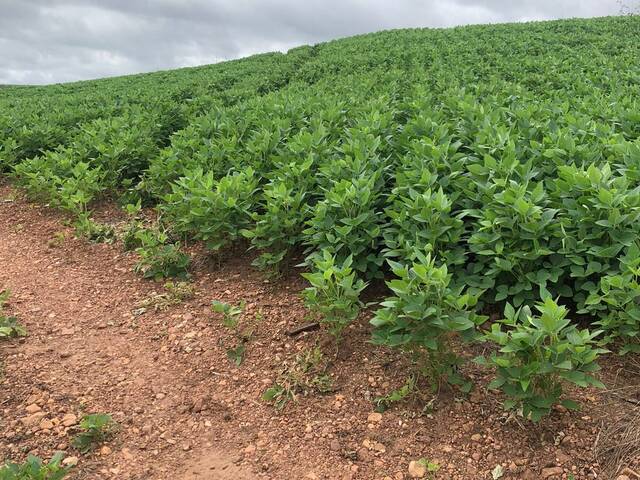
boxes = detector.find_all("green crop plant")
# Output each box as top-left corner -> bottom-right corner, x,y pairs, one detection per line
161,167 -> 258,252
371,250 -> 485,393
133,229 -> 190,280
302,251 -> 367,341
72,414 -> 117,454
211,300 -> 245,329
478,299 -> 606,422
2,16 -> 640,423
0,290 -> 26,339
0,453 -> 70,480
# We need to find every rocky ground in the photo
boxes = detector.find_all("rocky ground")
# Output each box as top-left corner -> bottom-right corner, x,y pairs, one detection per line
1,183 -> 639,480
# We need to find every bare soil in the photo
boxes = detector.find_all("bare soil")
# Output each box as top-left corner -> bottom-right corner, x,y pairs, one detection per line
1,184 -> 639,480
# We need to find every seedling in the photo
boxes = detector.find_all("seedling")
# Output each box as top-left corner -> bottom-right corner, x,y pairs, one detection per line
133,228 -> 190,280
0,290 -> 26,339
211,300 -> 244,329
374,376 -> 416,412
72,414 -> 117,454
0,453 -> 70,480
73,214 -> 115,243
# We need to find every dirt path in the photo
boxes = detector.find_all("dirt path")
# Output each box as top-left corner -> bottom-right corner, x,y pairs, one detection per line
0,192 -> 254,479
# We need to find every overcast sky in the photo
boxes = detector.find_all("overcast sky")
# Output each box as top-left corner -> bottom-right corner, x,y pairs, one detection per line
0,0 -> 631,85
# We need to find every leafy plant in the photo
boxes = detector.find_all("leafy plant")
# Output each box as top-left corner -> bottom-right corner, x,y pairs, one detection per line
583,242 -> 640,353
73,214 -> 115,243
133,229 -> 190,280
72,413 -> 117,454
374,376 -> 416,412
211,300 -> 245,329
0,453 -> 70,480
479,299 -> 606,421
226,343 -> 246,366
0,290 -> 26,339
301,251 -> 367,340
304,174 -> 384,279
161,167 -> 258,252
371,250 -> 485,393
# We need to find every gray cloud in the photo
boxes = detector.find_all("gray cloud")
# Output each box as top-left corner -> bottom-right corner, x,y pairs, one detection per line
0,0 -> 629,85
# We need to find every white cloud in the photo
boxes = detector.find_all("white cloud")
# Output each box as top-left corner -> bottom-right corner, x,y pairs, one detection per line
0,0 -> 625,85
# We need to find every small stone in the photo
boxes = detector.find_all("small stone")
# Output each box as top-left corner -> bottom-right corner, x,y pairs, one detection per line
244,444 -> 256,455
556,450 -> 570,464
155,393 -> 166,400
61,413 -> 77,427
63,456 -> 78,467
21,412 -> 45,426
25,404 -> 42,414
100,446 -> 112,456
471,433 -> 482,442
616,475 -> 630,480
541,466 -> 564,479
367,412 -> 383,423
330,439 -> 340,452
39,419 -> 54,430
408,460 -> 426,478
357,447 -> 371,462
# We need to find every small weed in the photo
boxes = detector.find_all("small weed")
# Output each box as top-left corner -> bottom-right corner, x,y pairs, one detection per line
133,228 -> 190,280
226,343 -> 246,366
211,300 -> 253,366
47,231 -> 66,248
135,281 -> 194,313
73,214 -> 115,243
418,458 -> 440,477
263,346 -> 333,409
0,452 -> 70,479
72,414 -> 117,454
374,376 -> 416,412
0,290 -> 26,339
211,300 -> 244,329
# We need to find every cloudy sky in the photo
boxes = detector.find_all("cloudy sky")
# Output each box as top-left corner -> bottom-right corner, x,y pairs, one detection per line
0,0 -> 631,85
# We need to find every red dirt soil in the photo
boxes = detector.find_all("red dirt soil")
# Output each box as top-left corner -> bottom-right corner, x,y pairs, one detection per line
1,183 -> 639,480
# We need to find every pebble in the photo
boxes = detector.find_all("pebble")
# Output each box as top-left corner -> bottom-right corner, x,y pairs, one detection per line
63,456 -> 78,467
25,404 -> 42,414
471,433 -> 482,442
541,466 -> 564,478
122,448 -> 134,461
100,446 -> 112,456
367,412 -> 383,423
39,419 -> 54,430
408,460 -> 426,478
21,412 -> 45,426
61,413 -> 77,427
